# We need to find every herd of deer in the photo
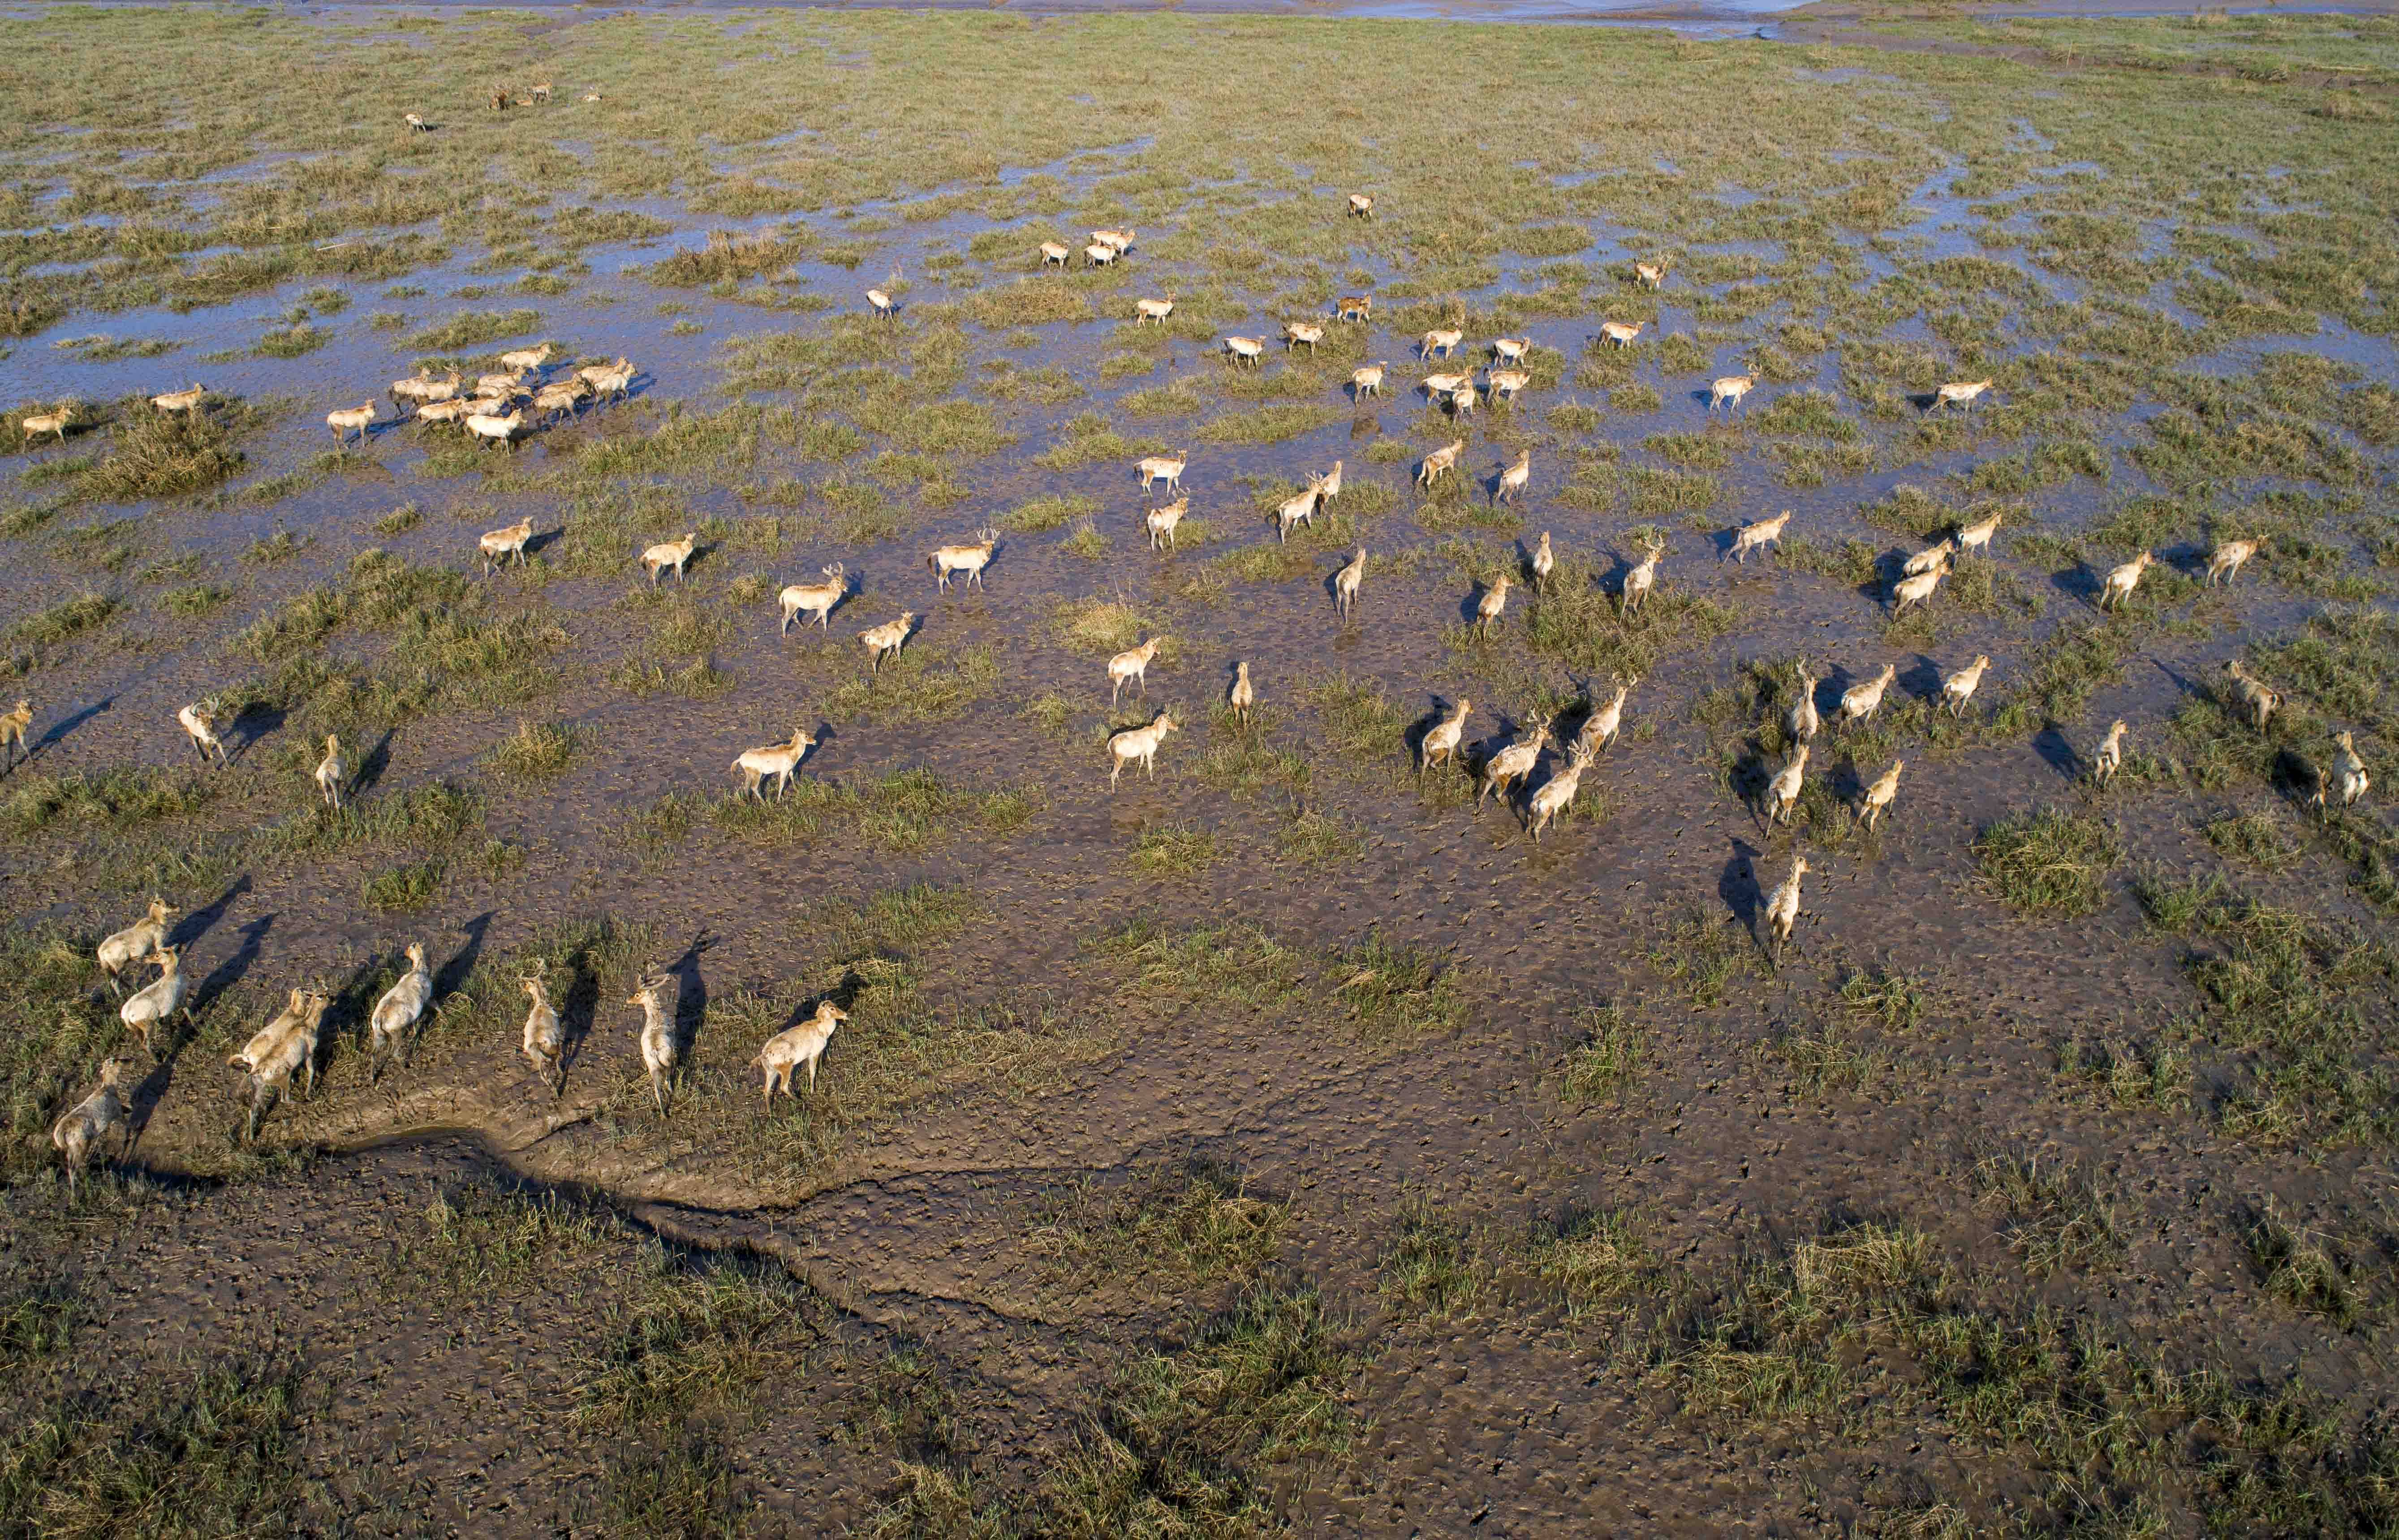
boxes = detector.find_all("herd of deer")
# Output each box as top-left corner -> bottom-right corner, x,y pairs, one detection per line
29,188 -> 2381,1190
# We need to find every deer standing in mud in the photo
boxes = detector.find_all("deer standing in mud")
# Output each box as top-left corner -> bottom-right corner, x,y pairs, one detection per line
2207,538 -> 2262,587
1417,439 -> 1464,490
641,532 -> 697,587
1108,711 -> 1179,788
1634,261 -> 1667,290
480,517 -> 534,574
1480,716 -> 1550,808
1597,320 -> 1643,348
1836,665 -> 1898,732
927,529 -> 999,593
2093,719 -> 2127,788
860,613 -> 915,673
1958,510 -> 2001,557
1229,662 -> 1254,725
1474,574 -> 1513,637
627,971 -> 680,1115
1146,497 -> 1187,551
1134,294 -> 1175,325
1420,697 -> 1471,779
1138,453 -> 1186,496
779,564 -> 846,633
1764,856 -> 1808,964
1727,510 -> 1792,564
1787,664 -> 1820,743
1622,541 -> 1664,616
1526,747 -> 1593,842
178,702 -> 229,766
754,1002 -> 846,1104
1333,548 -> 1367,619
1,697 -> 31,768
369,942 -> 432,1080
96,899 -> 176,998
314,735 -> 345,811
52,1060 -> 131,1195
2332,731 -> 2370,808
1109,639 -> 1161,705
1942,655 -> 1991,718
119,944 -> 188,1058
1576,677 -> 1639,758
1351,362 -> 1387,399
2222,660 -> 2282,730
2098,551 -> 2154,612
733,728 -> 815,800
1530,531 -> 1554,591
1709,374 -> 1757,414
1495,448 -> 1531,507
1860,760 -> 1905,833
521,974 -> 566,1096
1764,744 -> 1809,827
1931,379 -> 1993,413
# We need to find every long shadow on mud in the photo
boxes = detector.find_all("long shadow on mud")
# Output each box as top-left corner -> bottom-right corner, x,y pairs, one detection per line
125,909 -> 274,1149
19,693 -> 113,770
1719,838 -> 1764,939
168,873 -> 251,955
192,912 -> 274,1017
2033,727 -> 2084,782
350,729 -> 399,798
663,932 -> 719,1065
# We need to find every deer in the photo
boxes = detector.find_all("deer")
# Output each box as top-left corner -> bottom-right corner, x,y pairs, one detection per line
1486,368 -> 1531,404
1417,438 -> 1465,489
1109,639 -> 1161,705
1860,760 -> 1906,833
1596,320 -> 1644,349
754,1001 -> 845,1105
1284,320 -> 1325,354
1134,294 -> 1175,325
1275,483 -> 1319,543
1040,241 -> 1071,267
1351,362 -> 1387,399
1932,379 -> 1994,413
465,405 -> 525,451
1727,509 -> 1792,564
178,702 -> 229,766
479,517 -> 534,574
1092,228 -> 1136,253
577,357 -> 631,390
1146,497 -> 1188,551
1526,746 -> 1593,841
2098,551 -> 2154,612
1763,856 -> 1809,965
780,564 -> 847,633
641,532 -> 698,587
626,970 -> 679,1116
405,112 -> 431,132
1481,716 -> 1551,808
531,382 -> 582,426
513,973 -> 565,1095
1333,548 -> 1367,618
314,735 -> 345,811
1314,460 -> 1344,506
1491,337 -> 1530,368
368,942 -> 433,1080
2222,660 -> 2282,730
1420,698 -> 1471,779
392,372 -> 460,406
415,398 -> 473,428
1575,675 -> 1639,757
860,612 -> 916,673
1337,294 -> 1372,323
1421,370 -> 1472,402
1451,377 -> 1479,419
1474,573 -> 1513,637
2093,719 -> 2127,788
1764,744 -> 1809,826
1530,531 -> 1554,591
20,404 -> 72,446
1348,192 -> 1375,218
1082,242 -> 1119,269
1222,335 -> 1265,367
1107,711 -> 1179,788
96,899 -> 177,998
0,697 -> 29,767
1633,261 -> 1667,290
476,368 -> 530,396
927,528 -> 999,593
1957,510 -> 2002,556
119,944 -> 187,1057
733,727 -> 816,800
1891,556 -> 1949,618
1904,538 -> 1956,579
1708,374 -> 1757,414
1229,662 -> 1255,725
499,342 -> 556,373
230,990 -> 331,1140
1942,655 -> 1991,718
1495,448 -> 1531,506
1836,665 -> 1898,731
530,80 -> 553,102
2332,731 -> 2370,808
51,1060 -> 131,1195
1421,326 -> 1464,359
151,383 -> 209,415
1138,453 -> 1186,496
1622,541 -> 1664,616
587,363 -> 635,403
2206,538 -> 2262,586
867,284 -> 897,318
1787,663 -> 1821,743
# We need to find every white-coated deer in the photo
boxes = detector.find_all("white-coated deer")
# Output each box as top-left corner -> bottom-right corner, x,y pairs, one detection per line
1474,573 -> 1513,636
1284,320 -> 1324,353
1596,320 -> 1643,348
1314,460 -> 1344,506
2223,660 -> 2282,730
1146,497 -> 1188,551
1787,664 -> 1821,743
1932,379 -> 1994,413
1576,676 -> 1639,757
1109,638 -> 1161,705
733,727 -> 815,800
1486,368 -> 1532,403
1451,376 -> 1479,418
1274,483 -> 1319,543
1351,362 -> 1387,399
1417,438 -> 1465,489
1491,337 -> 1529,367
1708,374 -> 1757,414
1904,538 -> 1956,579
1082,243 -> 1118,269
0,697 -> 27,767
860,612 -> 916,673
1333,548 -> 1367,618
1727,509 -> 1792,564
1134,294 -> 1175,325
500,342 -> 556,373
1530,531 -> 1554,591
1040,241 -> 1071,267
780,564 -> 847,633
1957,510 -> 2002,556
51,1059 -> 131,1194
415,398 -> 473,428
151,383 -> 209,415
326,401 -> 377,447
521,974 -> 566,1096
369,942 -> 433,1080
119,943 -> 187,1057
1092,228 -> 1136,253
230,989 -> 330,1139
1764,856 -> 1808,964
1764,744 -> 1809,827
1229,662 -> 1254,725
1495,448 -> 1531,507
1622,540 -> 1665,616
1633,262 -> 1667,290
314,734 -> 345,810
178,702 -> 229,766
754,1001 -> 845,1104
1836,665 -> 1898,732
2093,719 -> 2127,788
480,517 -> 534,574
1860,759 -> 1905,833
577,356 -> 632,390
1348,192 -> 1375,218
1526,746 -> 1592,842
2206,538 -> 2262,586
1107,711 -> 1179,788
1942,655 -> 1991,718
1421,327 -> 1464,359
1891,556 -> 1948,618
20,405 -> 72,445
2098,551 -> 2154,611
627,970 -> 679,1115
2333,731 -> 2370,808
405,112 -> 431,132
392,372 -> 459,406
1138,453 -> 1187,495
529,382 -> 581,420
1421,370 -> 1471,401
1481,714 -> 1554,809
867,284 -> 897,317
927,528 -> 999,593
642,532 -> 698,587
96,899 -> 177,998
1222,335 -> 1264,367
465,406 -> 525,451
1420,697 -> 1471,778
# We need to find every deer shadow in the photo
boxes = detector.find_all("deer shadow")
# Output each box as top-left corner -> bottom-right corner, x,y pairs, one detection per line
18,694 -> 114,771
435,912 -> 494,1002
2032,727 -> 2084,783
190,912 -> 274,1020
1897,656 -> 1947,705
662,932 -> 720,1067
225,701 -> 285,761
1720,837 -> 1765,938
349,729 -> 399,798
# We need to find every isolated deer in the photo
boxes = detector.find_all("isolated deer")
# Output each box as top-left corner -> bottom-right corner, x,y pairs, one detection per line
1708,374 -> 1757,414
2333,731 -> 2370,808
1109,639 -> 1161,705
151,383 -> 208,415
1351,362 -> 1387,399
867,283 -> 897,317
20,405 -> 71,445
96,899 -> 177,998
860,612 -> 916,673
369,942 -> 432,1080
733,727 -> 815,800
1040,241 -> 1071,267
1348,192 -> 1375,218
1727,510 -> 1792,564
1526,747 -> 1593,841
1891,557 -> 1949,618
1108,711 -> 1179,788
1576,676 -> 1639,757
405,112 -> 431,132
0,697 -> 29,767
1222,336 -> 1264,367
1633,262 -> 1667,290
119,944 -> 187,1057
642,532 -> 698,587
2093,719 -> 2127,787
1764,744 -> 1809,826
478,517 -> 534,574
1495,448 -> 1531,507
1764,856 -> 1808,964
1597,320 -> 1643,348
1622,541 -> 1664,616
1942,655 -> 1991,718
1417,438 -> 1465,489
1333,548 -> 1367,618
2098,551 -> 2154,611
1337,294 -> 1372,323
1229,662 -> 1255,725
1836,665 -> 1897,731
1957,511 -> 2002,556
1932,379 -> 1994,413
1904,538 -> 1955,578
754,1001 -> 846,1105
1146,497 -> 1188,551
178,702 -> 229,766
1486,368 -> 1532,404
314,735 -> 345,811
51,1059 -> 130,1195
928,528 -> 999,592
1420,698 -> 1471,779
1421,326 -> 1464,359
2206,538 -> 2262,586
1787,664 -> 1820,743
627,970 -> 679,1115
1275,484 -> 1319,543
2222,660 -> 2281,730
1138,453 -> 1187,495
1860,760 -> 1906,833
780,564 -> 847,632
1134,294 -> 1175,325
1530,531 -> 1554,591
1284,320 -> 1325,353
1474,574 -> 1513,637
1481,716 -> 1551,807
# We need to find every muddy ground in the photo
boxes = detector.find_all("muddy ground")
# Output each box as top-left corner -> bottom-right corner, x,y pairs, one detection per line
3,4 -> 2398,1535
